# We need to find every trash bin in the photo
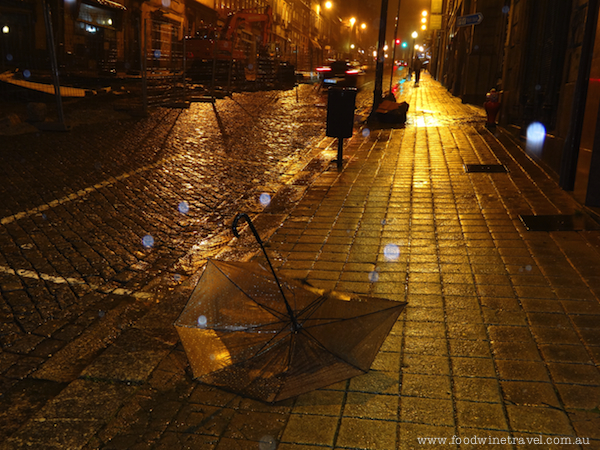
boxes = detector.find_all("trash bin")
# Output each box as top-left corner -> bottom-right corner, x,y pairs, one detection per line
326,86 -> 357,138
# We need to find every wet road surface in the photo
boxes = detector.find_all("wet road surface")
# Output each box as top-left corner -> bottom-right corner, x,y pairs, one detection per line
3,70 -> 598,449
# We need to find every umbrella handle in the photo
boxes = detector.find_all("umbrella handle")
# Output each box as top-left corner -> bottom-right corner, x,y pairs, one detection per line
232,213 -> 300,332
232,212 -> 263,244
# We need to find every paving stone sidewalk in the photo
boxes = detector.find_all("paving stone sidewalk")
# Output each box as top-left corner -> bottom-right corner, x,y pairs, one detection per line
253,73 -> 600,449
3,72 -> 600,449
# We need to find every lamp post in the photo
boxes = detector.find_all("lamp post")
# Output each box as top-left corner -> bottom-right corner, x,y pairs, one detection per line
324,1 -> 333,59
410,31 -> 417,75
360,22 -> 366,60
369,0 -> 389,119
389,0 -> 402,93
348,17 -> 356,58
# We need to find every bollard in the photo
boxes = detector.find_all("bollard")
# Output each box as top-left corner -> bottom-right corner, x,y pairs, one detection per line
326,86 -> 358,168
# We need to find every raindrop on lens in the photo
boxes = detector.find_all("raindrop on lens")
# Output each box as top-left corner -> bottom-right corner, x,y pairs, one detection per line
260,193 -> 271,206
6,53 -> 13,62
174,273 -> 182,282
525,265 -> 532,271
369,271 -> 379,282
197,315 -> 207,328
178,201 -> 189,214
259,436 -> 276,450
153,50 -> 161,59
161,0 -> 171,7
23,69 -> 31,79
362,128 -> 371,138
384,244 -> 400,261
502,5 -> 510,13
526,122 -> 546,155
142,235 -> 155,248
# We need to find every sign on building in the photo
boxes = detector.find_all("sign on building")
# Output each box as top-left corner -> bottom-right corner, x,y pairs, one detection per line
457,13 -> 484,27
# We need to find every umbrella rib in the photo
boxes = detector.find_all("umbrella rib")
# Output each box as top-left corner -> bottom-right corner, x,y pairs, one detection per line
298,304 -> 404,329
299,327 -> 367,374
232,213 -> 300,331
252,326 -> 293,360
212,318 -> 289,333
210,262 -> 289,322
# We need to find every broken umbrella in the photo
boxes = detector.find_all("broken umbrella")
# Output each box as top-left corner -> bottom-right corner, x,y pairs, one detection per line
175,213 -> 407,403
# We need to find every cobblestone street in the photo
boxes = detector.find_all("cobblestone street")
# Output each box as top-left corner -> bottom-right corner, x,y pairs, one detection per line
1,73 -> 600,449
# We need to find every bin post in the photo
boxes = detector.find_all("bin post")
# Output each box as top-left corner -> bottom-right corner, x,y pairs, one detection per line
337,138 -> 344,169
326,86 -> 358,168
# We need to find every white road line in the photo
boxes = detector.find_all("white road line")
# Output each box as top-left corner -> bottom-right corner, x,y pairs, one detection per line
0,265 -> 89,286
0,265 -> 153,299
0,156 -> 176,226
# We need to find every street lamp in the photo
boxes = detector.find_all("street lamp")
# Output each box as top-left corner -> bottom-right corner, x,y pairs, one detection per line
410,31 -> 418,74
348,17 -> 356,57
323,1 -> 333,59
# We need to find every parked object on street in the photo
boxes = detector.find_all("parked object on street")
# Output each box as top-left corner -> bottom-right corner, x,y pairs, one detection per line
316,60 -> 365,88
484,88 -> 501,128
375,93 -> 409,124
174,213 -> 407,403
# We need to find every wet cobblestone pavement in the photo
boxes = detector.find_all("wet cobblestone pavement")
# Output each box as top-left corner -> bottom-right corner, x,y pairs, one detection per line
2,73 -> 600,449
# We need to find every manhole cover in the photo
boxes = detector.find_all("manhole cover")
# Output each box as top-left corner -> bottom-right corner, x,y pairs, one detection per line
519,214 -> 600,231
464,164 -> 508,173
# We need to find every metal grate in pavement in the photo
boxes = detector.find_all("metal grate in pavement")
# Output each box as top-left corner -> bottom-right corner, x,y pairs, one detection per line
519,214 -> 600,231
464,164 -> 508,173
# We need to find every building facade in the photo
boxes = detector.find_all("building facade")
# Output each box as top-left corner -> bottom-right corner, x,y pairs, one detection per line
0,0 -> 352,77
432,0 -> 600,209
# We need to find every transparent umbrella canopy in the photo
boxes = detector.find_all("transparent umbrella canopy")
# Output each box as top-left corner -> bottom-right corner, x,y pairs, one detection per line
174,214 -> 407,403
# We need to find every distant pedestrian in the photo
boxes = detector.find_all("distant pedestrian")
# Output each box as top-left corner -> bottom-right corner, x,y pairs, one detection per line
413,57 -> 423,84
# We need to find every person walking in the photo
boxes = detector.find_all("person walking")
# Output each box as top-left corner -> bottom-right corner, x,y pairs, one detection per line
413,57 -> 423,85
